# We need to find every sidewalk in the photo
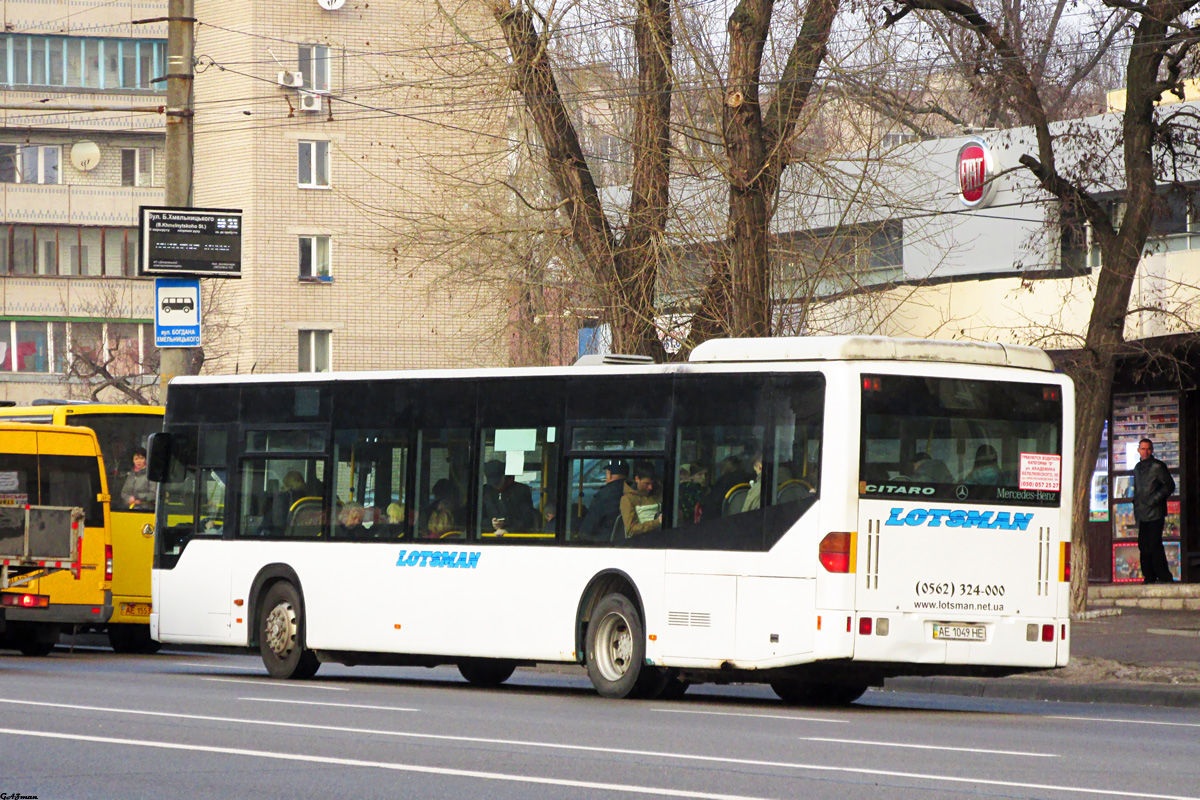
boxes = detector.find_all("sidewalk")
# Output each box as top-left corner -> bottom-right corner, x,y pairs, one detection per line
884,602 -> 1200,708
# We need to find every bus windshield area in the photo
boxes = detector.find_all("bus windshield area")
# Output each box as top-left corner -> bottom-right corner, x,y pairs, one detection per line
859,375 -> 1063,506
67,414 -> 162,513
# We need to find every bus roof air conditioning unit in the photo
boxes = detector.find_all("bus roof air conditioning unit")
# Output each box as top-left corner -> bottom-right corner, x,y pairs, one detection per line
573,354 -> 656,366
277,70 -> 304,88
299,91 -> 323,113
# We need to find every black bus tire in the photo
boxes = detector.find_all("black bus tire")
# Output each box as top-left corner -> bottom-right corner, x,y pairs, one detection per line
458,658 -> 517,687
108,623 -> 162,654
259,582 -> 320,679
585,593 -> 646,699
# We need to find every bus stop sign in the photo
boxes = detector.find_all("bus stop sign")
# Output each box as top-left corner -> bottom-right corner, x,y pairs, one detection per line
155,278 -> 201,348
139,206 -> 242,278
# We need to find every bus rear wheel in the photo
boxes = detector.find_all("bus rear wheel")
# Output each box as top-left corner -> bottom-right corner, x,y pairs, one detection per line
458,658 -> 517,687
586,593 -> 647,699
108,623 -> 162,654
14,624 -> 59,657
771,678 -> 867,706
259,582 -> 320,680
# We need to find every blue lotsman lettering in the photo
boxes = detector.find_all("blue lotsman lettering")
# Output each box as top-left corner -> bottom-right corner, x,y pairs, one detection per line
1012,513 -> 1033,531
965,511 -> 994,529
925,509 -> 951,527
885,508 -> 905,526
903,509 -> 928,526
404,551 -> 421,566
466,552 -> 481,569
395,549 -> 407,566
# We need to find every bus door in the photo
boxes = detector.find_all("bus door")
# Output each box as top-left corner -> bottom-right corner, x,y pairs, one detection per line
855,374 -> 1066,656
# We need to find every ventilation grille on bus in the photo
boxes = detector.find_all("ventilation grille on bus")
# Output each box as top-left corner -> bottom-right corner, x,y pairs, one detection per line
668,611 -> 712,627
864,520 -> 881,589
1037,527 -> 1051,596
573,354 -> 656,367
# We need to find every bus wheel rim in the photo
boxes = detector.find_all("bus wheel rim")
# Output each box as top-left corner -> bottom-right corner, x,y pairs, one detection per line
264,602 -> 297,659
596,611 -> 633,682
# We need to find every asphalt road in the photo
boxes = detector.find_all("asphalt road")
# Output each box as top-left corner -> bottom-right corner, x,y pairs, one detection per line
1,647 -> 1199,800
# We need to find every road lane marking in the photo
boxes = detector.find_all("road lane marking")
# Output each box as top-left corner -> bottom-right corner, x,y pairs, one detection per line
173,662 -> 265,671
0,723 -> 1194,800
0,728 -> 770,800
1050,716 -> 1200,728
0,699 -> 1191,800
799,737 -> 1057,758
199,677 -> 348,691
653,709 -> 847,724
240,698 -> 419,712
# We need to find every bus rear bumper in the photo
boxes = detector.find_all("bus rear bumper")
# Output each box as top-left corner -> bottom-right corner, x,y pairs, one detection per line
851,612 -> 1068,669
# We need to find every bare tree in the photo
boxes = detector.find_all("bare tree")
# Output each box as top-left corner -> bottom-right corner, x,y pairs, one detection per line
884,0 -> 1200,611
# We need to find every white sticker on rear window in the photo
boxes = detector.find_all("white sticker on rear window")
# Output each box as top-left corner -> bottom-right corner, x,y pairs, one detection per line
0,471 -> 18,492
1019,453 -> 1061,491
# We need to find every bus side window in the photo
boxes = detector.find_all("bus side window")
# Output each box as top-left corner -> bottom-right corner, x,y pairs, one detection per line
414,428 -> 471,540
477,427 -> 558,540
158,429 -> 197,558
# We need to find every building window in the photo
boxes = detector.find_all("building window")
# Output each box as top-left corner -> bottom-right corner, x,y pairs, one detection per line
298,44 -> 329,92
0,320 -> 149,375
0,225 -> 138,277
0,144 -> 61,184
121,147 -> 155,187
298,235 -> 331,280
298,330 -> 331,373
0,36 -> 165,91
298,140 -> 330,188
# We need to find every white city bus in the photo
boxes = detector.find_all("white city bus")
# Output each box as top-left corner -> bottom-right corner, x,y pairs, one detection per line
149,336 -> 1072,702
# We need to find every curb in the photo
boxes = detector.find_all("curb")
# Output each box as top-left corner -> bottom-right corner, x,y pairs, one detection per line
883,676 -> 1200,708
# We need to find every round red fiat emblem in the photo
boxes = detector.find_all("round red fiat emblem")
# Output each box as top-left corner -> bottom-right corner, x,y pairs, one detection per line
957,138 -> 994,207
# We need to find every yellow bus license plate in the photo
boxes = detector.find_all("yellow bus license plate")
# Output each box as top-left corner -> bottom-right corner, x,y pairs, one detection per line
121,603 -> 152,616
932,623 -> 985,641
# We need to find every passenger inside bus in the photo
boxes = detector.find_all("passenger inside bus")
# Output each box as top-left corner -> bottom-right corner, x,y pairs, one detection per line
425,478 -> 463,538
481,459 -> 538,534
337,502 -> 368,537
964,444 -> 1002,485
910,452 -> 953,483
121,447 -> 155,510
579,459 -> 628,541
620,461 -> 663,537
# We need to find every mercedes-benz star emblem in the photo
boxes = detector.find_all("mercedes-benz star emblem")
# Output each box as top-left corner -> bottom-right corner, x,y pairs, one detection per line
955,485 -> 969,500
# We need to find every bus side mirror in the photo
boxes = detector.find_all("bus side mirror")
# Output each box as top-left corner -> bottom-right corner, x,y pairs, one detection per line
146,433 -> 172,483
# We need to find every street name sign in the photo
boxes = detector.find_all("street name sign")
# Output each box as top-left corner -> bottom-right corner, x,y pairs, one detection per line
139,206 -> 243,278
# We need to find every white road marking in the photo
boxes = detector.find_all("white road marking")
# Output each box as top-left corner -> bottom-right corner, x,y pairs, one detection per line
1050,715 -> 1200,728
799,737 -> 1057,758
239,698 -> 419,712
0,698 -> 1193,800
199,677 -> 348,691
173,662 -> 264,671
0,728 -> 770,800
653,708 -> 847,724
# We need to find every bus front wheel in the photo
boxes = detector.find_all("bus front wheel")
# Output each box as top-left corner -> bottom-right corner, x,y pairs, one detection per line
259,582 -> 320,680
585,593 -> 647,699
108,623 -> 162,654
458,658 -> 517,687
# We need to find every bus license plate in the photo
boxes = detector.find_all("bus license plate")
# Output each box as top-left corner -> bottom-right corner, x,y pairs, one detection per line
121,603 -> 151,617
932,623 -> 985,641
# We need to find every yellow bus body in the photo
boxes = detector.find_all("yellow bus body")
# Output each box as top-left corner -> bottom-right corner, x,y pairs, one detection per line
0,422 -> 112,647
0,405 -> 163,648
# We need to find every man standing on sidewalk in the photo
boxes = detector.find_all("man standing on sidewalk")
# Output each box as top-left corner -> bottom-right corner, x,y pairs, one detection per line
1134,438 -> 1176,583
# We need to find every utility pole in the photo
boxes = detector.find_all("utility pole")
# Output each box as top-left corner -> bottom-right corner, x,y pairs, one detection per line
158,0 -> 199,401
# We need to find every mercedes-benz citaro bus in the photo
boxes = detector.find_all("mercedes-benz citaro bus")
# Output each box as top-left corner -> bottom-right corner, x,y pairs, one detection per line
0,403 -> 163,653
0,422 -> 110,655
148,336 -> 1072,703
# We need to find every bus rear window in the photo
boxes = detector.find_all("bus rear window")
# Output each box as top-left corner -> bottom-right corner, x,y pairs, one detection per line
859,375 -> 1062,506
38,454 -> 105,527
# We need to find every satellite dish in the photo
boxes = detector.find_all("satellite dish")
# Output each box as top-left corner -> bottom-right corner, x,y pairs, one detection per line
70,141 -> 101,172
317,0 -> 344,9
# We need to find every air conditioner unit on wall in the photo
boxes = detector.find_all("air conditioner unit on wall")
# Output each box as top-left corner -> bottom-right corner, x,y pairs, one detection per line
299,92 -> 323,113
276,70 -> 304,88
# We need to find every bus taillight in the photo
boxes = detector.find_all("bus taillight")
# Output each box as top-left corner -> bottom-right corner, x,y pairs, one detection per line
1060,542 -> 1071,582
105,545 -> 113,582
819,532 -> 854,573
1,593 -> 49,608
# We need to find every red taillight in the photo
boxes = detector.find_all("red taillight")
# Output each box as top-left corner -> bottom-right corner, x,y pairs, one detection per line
819,532 -> 853,573
1043,386 -> 1060,401
1061,542 -> 1071,582
2,593 -> 49,608
105,544 -> 113,582
858,617 -> 872,635
1041,624 -> 1054,642
862,376 -> 882,392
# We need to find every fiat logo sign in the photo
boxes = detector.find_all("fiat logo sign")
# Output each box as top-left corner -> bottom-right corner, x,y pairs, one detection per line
957,137 -> 996,208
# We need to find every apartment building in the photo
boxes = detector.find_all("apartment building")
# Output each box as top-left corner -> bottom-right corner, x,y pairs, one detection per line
192,0 -> 509,375
0,0 -> 166,403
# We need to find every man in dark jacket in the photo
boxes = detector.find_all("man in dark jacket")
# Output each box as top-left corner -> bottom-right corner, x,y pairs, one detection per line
579,459 -> 629,541
481,460 -> 538,534
1133,438 -> 1176,584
